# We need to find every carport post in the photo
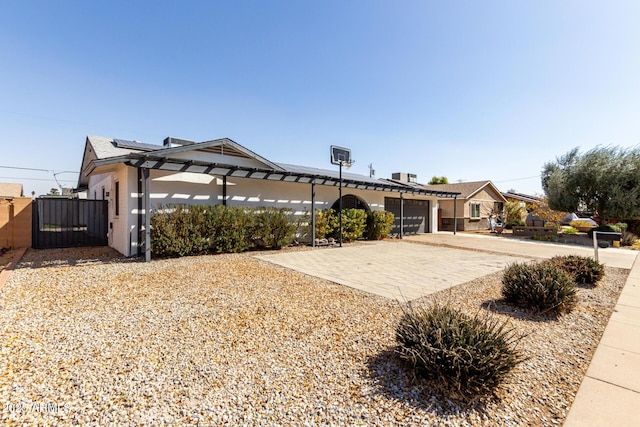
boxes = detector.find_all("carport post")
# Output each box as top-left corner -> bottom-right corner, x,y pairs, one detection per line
453,195 -> 458,235
144,168 -> 151,262
222,176 -> 227,206
400,192 -> 404,239
311,181 -> 316,247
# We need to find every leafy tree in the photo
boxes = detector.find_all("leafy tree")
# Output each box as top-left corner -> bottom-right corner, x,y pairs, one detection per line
48,187 -> 60,195
428,176 -> 449,185
542,146 -> 640,224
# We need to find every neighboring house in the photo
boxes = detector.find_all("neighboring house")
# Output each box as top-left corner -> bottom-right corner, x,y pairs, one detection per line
0,183 -> 24,199
419,180 -> 507,231
77,136 -> 459,257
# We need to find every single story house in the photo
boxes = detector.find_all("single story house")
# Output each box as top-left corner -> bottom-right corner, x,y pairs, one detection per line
77,136 -> 459,258
419,180 -> 507,231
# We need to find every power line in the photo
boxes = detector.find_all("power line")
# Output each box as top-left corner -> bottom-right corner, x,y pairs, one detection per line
0,176 -> 76,183
0,165 -> 50,172
494,175 -> 541,183
0,165 -> 79,174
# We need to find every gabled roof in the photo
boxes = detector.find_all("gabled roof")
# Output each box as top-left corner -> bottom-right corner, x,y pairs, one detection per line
421,180 -> 507,202
0,183 -> 23,198
77,135 -> 461,198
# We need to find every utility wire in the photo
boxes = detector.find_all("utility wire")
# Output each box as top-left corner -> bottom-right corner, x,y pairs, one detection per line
0,176 -> 76,182
494,175 -> 540,183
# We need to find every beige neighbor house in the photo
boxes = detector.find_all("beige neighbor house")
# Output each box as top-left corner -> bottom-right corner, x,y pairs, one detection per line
77,136 -> 459,258
420,181 -> 507,231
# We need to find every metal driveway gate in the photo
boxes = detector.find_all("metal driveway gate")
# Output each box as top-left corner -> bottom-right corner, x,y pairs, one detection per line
32,198 -> 108,249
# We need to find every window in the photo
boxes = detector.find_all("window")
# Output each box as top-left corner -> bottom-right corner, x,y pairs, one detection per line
115,181 -> 120,216
470,202 -> 481,219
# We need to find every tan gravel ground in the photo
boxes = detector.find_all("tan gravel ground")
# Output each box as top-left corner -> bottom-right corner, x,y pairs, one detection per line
0,247 -> 628,426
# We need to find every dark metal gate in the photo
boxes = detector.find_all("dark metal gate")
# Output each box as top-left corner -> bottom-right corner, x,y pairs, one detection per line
32,198 -> 108,249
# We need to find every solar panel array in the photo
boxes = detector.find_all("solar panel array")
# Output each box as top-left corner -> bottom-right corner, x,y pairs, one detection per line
113,138 -> 161,152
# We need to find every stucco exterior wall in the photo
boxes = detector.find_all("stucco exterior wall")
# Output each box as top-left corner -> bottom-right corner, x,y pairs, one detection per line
90,167 -> 439,256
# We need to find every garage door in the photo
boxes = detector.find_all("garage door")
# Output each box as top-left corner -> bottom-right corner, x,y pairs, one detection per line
384,198 -> 430,235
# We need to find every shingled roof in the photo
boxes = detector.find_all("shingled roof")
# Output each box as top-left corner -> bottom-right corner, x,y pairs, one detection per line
421,180 -> 506,201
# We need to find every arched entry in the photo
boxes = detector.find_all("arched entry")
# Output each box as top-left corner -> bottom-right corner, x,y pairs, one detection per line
331,194 -> 370,212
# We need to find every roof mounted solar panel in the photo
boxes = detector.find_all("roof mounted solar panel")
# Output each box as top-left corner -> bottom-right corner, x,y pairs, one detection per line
113,138 -> 160,151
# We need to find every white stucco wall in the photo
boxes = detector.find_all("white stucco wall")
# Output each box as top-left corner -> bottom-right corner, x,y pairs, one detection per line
90,167 -> 439,256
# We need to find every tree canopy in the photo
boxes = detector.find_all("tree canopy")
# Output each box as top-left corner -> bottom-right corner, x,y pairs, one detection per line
428,176 -> 449,185
541,146 -> 640,223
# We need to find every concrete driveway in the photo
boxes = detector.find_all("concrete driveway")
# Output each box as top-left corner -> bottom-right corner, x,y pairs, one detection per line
256,233 -> 638,301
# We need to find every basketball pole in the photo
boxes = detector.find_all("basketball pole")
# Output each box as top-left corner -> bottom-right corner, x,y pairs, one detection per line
339,161 -> 343,247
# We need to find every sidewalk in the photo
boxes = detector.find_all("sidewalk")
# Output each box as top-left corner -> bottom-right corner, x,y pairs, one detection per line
563,252 -> 640,427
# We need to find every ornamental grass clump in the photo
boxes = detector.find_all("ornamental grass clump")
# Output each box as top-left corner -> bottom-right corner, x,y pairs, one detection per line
548,255 -> 605,286
501,262 -> 577,314
395,302 -> 526,399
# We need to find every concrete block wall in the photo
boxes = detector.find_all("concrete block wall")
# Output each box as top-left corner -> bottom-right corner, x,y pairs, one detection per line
0,198 -> 33,248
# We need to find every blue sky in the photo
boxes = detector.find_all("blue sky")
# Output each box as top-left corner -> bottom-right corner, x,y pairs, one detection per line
1,1 -> 639,197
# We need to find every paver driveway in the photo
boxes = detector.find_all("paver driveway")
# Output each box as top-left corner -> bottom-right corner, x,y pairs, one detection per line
256,240 -> 532,301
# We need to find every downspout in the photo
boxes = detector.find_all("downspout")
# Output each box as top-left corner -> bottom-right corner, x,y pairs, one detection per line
311,181 -> 316,247
453,195 -> 458,235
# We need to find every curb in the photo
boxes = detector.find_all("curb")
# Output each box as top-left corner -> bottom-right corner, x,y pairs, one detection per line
0,247 -> 28,289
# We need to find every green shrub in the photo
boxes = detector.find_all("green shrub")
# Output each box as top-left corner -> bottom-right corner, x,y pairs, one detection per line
314,209 -> 335,239
395,302 -> 526,399
252,208 -> 296,249
562,227 -> 578,235
548,255 -> 605,285
329,208 -> 367,242
366,210 -> 395,240
207,205 -> 253,254
612,222 -> 628,232
502,262 -> 577,314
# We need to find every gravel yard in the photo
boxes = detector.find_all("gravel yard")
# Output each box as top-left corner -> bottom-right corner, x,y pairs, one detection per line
0,247 -> 628,426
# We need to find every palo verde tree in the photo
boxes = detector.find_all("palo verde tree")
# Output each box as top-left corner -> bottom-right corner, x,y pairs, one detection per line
541,146 -> 640,224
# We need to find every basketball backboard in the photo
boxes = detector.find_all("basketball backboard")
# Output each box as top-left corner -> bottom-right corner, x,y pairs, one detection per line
330,145 -> 352,166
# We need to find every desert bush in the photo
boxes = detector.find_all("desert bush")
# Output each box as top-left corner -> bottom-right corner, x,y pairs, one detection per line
366,210 -> 395,240
151,205 -> 203,257
314,209 -> 335,239
502,262 -> 577,314
395,302 -> 526,399
206,205 -> 253,254
251,208 -> 297,249
548,255 -> 605,285
330,208 -> 367,242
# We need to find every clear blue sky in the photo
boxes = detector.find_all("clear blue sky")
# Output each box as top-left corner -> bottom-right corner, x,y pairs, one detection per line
1,1 -> 639,197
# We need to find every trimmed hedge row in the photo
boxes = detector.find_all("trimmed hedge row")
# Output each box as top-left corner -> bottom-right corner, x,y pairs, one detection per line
151,205 -> 296,257
151,205 -> 398,257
